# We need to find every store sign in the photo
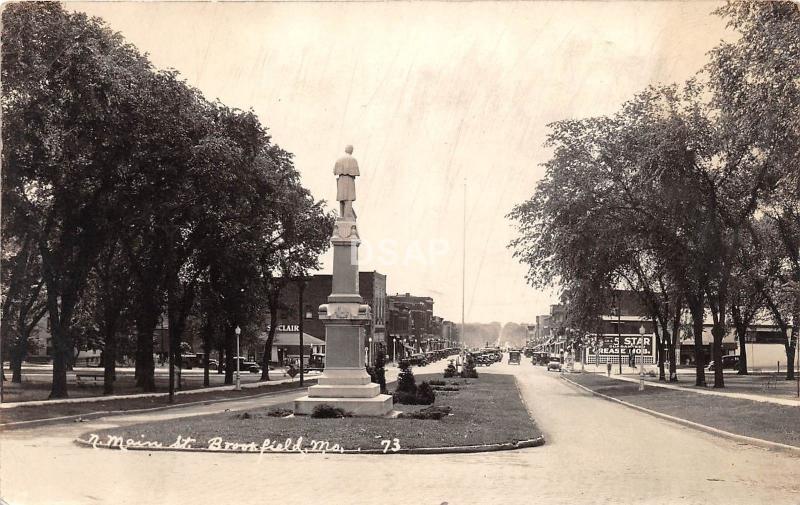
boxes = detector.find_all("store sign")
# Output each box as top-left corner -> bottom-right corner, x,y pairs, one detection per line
597,336 -> 653,356
268,324 -> 300,332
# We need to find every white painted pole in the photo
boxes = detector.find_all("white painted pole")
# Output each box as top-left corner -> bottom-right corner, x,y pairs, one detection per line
235,326 -> 241,391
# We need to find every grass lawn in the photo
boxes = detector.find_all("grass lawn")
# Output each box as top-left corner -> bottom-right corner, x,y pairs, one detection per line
1,380 -> 316,426
568,373 -> 800,447
81,373 -> 542,451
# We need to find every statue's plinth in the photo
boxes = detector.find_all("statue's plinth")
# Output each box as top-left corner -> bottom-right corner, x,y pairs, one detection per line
294,217 -> 393,417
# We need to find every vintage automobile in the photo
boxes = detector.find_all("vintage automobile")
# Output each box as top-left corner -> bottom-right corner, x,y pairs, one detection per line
220,357 -> 261,373
473,353 -> 494,366
408,353 -> 428,366
508,351 -> 522,365
306,353 -> 325,371
707,355 -> 741,371
546,357 -> 562,371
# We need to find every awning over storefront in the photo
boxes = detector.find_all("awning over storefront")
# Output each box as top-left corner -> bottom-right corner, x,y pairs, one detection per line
259,331 -> 325,347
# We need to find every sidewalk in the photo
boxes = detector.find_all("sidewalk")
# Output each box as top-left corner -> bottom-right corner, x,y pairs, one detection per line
0,371 -> 319,409
579,366 -> 800,407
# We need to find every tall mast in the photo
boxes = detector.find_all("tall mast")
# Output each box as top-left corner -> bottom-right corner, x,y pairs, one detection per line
461,179 -> 466,347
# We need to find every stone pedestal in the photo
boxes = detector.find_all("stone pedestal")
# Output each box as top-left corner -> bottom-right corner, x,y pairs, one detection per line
294,217 -> 393,417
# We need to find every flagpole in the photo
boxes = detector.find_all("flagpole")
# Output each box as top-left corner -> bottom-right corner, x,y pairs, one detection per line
461,179 -> 466,351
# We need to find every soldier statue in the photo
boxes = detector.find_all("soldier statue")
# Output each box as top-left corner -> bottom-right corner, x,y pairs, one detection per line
333,145 -> 359,219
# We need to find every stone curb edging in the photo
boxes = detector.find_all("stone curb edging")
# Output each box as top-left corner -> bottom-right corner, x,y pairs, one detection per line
560,375 -> 800,457
0,384 -> 314,431
0,373 -> 316,409
72,435 -> 545,455
582,370 -> 800,407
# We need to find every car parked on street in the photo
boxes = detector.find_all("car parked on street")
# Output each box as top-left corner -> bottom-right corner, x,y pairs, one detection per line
408,353 -> 428,366
547,358 -> 562,371
707,355 -> 740,371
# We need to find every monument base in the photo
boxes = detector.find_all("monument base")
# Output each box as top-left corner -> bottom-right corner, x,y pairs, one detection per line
293,394 -> 394,417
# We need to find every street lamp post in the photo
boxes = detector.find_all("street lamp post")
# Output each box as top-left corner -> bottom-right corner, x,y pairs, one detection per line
235,326 -> 241,391
639,324 -> 646,391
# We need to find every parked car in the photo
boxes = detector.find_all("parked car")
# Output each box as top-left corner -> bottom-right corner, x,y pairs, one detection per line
707,355 -> 740,371
473,353 -> 494,366
242,360 -> 261,373
220,357 -> 260,373
547,358 -> 562,371
508,351 -> 521,365
408,353 -> 428,366
307,353 -> 325,371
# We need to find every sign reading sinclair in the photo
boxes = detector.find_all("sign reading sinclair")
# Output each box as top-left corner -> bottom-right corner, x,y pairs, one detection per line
267,324 -> 300,332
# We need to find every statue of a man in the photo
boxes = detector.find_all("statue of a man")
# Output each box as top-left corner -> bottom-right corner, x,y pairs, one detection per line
334,145 -> 359,219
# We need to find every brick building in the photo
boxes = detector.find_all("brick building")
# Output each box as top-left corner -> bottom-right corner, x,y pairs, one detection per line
386,293 -> 435,360
257,271 -> 387,364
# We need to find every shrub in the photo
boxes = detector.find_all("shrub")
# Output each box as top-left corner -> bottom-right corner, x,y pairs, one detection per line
460,354 -> 479,379
267,408 -> 293,417
416,381 -> 436,405
372,348 -> 388,394
398,405 -> 452,420
443,360 -> 457,378
431,385 -> 460,391
428,379 -> 446,386
311,404 -> 352,418
392,390 -> 419,405
396,360 -> 417,394
394,381 -> 436,405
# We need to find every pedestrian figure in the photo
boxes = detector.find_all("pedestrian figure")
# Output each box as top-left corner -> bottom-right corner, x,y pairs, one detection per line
606,361 -> 612,377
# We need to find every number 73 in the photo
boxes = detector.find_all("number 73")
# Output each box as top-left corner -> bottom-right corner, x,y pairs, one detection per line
380,438 -> 400,453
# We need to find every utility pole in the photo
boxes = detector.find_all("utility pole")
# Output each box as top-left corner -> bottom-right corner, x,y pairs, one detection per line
615,294 -> 622,375
461,179 -> 466,351
298,278 -> 305,387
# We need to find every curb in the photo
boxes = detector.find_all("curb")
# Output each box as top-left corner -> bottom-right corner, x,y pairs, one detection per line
581,370 -> 800,407
0,383 -> 315,431
73,435 -> 545,455
561,375 -> 800,457
0,374 -> 311,409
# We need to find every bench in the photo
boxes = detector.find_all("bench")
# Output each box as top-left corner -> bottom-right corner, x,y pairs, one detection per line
76,373 -> 103,387
761,373 -> 778,391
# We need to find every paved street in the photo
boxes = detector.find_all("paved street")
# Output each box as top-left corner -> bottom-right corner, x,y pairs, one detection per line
1,362 -> 798,505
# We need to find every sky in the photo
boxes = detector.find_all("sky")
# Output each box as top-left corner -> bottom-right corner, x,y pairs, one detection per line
71,1 -> 731,325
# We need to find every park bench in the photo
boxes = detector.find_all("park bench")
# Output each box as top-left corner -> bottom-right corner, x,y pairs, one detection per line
761,373 -> 778,391
76,373 -> 103,387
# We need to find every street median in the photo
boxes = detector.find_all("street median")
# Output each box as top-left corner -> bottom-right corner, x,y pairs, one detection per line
562,372 -> 799,456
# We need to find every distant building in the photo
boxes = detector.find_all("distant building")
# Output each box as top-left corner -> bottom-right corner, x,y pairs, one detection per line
256,271 -> 387,365
386,292 -> 435,359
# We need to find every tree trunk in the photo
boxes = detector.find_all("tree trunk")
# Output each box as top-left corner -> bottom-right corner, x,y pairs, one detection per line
203,330 -> 211,388
103,331 -> 116,395
689,303 -> 706,387
654,317 -> 665,381
135,311 -> 157,392
49,320 -> 70,398
46,288 -> 71,399
224,324 -> 235,385
668,302 -> 680,382
730,304 -> 749,375
260,303 -> 278,381
735,323 -> 749,375
711,323 -> 725,388
787,303 -> 798,381
11,353 -> 23,383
